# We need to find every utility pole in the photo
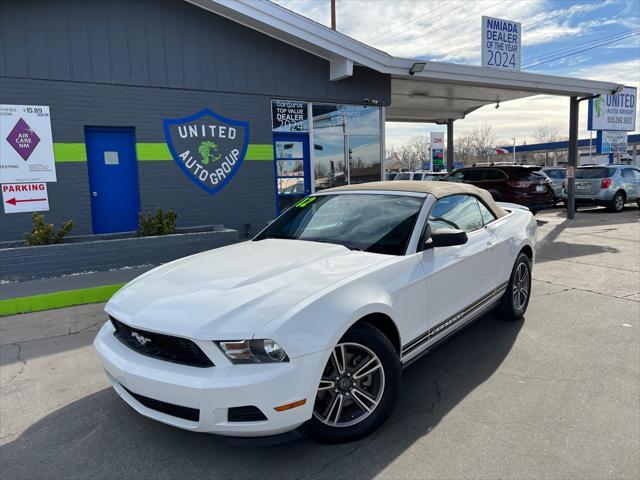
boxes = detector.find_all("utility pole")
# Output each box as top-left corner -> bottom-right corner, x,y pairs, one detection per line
512,137 -> 516,164
331,0 -> 336,30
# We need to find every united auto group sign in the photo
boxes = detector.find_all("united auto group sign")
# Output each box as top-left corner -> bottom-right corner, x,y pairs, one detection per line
163,109 -> 249,195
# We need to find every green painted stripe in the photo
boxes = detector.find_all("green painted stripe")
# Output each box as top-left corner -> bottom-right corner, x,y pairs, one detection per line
54,143 -> 87,162
0,283 -> 124,317
246,144 -> 274,161
54,143 -> 274,162
136,143 -> 173,161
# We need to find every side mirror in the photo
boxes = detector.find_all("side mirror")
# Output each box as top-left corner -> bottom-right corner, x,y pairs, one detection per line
426,228 -> 468,248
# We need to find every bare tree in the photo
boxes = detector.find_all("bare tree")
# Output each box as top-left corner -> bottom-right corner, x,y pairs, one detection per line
454,134 -> 474,165
470,125 -> 496,161
408,135 -> 430,166
533,126 -> 559,166
386,144 -> 420,171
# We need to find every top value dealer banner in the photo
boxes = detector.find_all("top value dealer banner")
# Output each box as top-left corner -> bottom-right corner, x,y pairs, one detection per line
0,105 -> 57,183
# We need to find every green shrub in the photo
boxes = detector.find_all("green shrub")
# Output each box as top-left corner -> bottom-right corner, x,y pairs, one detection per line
137,208 -> 177,236
25,212 -> 75,246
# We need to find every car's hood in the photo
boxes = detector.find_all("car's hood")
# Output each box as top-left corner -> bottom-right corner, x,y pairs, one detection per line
106,239 -> 390,339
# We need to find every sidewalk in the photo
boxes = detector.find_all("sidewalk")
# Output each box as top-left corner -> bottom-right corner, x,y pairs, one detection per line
0,266 -> 153,316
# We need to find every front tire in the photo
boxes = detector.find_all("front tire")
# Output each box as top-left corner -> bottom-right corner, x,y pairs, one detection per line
499,253 -> 532,321
307,323 -> 400,443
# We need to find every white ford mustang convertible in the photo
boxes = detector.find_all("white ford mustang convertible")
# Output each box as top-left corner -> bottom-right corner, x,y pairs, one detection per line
94,181 -> 536,443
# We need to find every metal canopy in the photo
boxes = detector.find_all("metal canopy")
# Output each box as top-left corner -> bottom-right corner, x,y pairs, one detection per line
191,0 -> 623,124
388,77 -> 537,122
387,60 -> 622,123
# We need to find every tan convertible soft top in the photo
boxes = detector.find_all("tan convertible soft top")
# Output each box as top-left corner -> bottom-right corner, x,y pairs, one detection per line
324,180 -> 507,218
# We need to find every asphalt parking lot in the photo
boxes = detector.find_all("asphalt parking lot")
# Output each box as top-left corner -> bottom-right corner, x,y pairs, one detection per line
1,206 -> 638,480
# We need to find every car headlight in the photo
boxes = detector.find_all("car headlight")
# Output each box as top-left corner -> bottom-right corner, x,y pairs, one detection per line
216,339 -> 289,364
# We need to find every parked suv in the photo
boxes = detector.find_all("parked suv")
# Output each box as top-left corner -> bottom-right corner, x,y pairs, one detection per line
540,167 -> 566,205
442,164 -> 553,213
562,164 -> 640,212
393,171 -> 447,181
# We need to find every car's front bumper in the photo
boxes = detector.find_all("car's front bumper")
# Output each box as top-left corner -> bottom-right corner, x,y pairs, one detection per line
93,322 -> 326,436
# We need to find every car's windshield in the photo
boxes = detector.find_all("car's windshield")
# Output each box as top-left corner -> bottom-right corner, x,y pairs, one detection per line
543,168 -> 566,179
394,173 -> 411,180
511,167 -> 543,181
254,194 -> 424,255
576,167 -> 614,178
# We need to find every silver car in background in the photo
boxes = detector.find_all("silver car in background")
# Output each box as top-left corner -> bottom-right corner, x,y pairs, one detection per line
562,164 -> 640,212
540,167 -> 566,205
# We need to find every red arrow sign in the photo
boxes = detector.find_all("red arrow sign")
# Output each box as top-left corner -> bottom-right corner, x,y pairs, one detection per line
5,197 -> 47,206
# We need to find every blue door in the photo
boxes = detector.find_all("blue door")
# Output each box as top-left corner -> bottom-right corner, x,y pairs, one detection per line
85,127 -> 140,234
273,133 -> 311,214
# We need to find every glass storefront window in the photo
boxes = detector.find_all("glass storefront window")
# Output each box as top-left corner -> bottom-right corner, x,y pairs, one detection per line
275,141 -> 304,159
276,159 -> 304,177
348,136 -> 382,184
277,177 -> 306,195
313,134 -> 347,190
312,104 -> 380,135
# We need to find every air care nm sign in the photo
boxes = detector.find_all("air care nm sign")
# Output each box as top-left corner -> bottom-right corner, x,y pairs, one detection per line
588,87 -> 637,131
481,16 -> 521,71
0,105 -> 56,183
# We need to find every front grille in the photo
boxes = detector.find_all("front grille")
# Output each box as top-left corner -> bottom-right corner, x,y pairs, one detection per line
228,406 -> 268,422
110,317 -> 214,368
121,385 -> 199,422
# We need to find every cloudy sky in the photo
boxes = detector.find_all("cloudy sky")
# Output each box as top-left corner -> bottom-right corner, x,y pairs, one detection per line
274,0 -> 640,148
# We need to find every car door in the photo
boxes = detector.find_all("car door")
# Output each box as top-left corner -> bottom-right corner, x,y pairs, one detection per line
620,168 -> 640,201
407,195 -> 498,356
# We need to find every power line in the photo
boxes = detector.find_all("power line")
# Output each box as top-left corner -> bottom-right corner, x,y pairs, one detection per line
437,12 -> 568,59
305,3 -> 326,21
523,28 -> 640,65
387,0 -> 504,53
370,0 -> 475,46
364,1 -> 464,44
522,31 -> 640,69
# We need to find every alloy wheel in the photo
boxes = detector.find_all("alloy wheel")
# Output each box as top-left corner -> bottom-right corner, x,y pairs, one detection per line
615,194 -> 624,211
313,343 -> 385,428
512,262 -> 530,312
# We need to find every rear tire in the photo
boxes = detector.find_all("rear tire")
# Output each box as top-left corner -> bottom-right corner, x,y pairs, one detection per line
608,191 -> 625,212
307,323 -> 400,443
499,253 -> 532,321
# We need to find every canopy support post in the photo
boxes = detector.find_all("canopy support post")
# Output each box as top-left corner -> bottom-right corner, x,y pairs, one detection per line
567,96 -> 578,220
447,119 -> 454,172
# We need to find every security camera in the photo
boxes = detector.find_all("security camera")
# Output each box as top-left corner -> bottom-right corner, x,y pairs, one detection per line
495,101 -> 500,109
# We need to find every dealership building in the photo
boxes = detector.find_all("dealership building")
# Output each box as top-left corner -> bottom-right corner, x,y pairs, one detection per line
0,0 -> 622,242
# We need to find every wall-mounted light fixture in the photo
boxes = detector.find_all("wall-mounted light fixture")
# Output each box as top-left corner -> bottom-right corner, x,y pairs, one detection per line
409,62 -> 426,75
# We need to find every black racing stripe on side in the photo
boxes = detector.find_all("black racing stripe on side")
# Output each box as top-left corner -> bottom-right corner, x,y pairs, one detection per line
401,285 -> 507,357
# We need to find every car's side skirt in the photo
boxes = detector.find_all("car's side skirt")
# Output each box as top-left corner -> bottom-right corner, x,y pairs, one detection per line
400,282 -> 509,366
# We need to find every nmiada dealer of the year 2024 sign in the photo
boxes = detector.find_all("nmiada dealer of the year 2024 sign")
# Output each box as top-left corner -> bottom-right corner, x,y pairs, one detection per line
164,109 -> 249,195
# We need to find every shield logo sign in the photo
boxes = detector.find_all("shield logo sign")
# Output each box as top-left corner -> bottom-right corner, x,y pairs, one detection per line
163,109 -> 249,195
